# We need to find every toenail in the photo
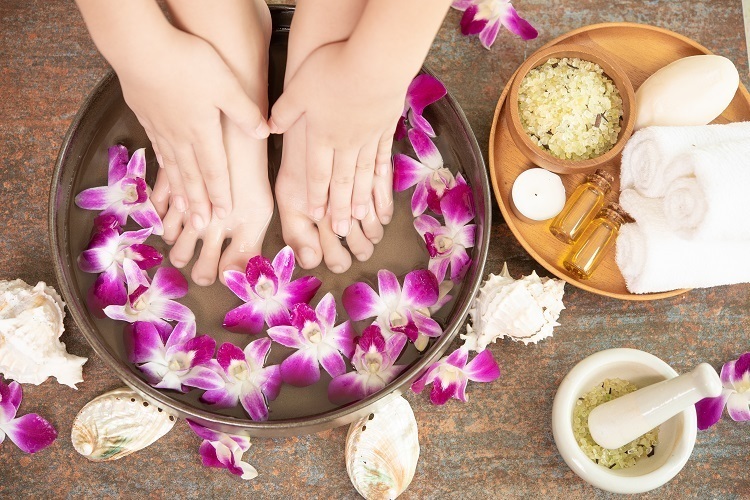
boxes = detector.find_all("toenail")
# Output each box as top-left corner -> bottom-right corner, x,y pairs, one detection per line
192,213 -> 206,230
172,259 -> 186,268
299,247 -> 316,266
356,253 -> 368,262
311,207 -> 325,221
380,214 -> 392,225
335,220 -> 350,237
353,205 -> 368,219
195,277 -> 214,286
330,265 -> 345,274
173,195 -> 187,212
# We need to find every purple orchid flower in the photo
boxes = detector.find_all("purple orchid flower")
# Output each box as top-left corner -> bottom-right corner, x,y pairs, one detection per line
267,293 -> 356,387
0,379 -> 57,453
414,280 -> 454,352
79,227 -> 162,312
200,339 -> 281,422
414,177 -> 476,282
395,74 -> 448,141
452,0 -> 538,49
75,145 -> 163,235
696,352 -> 750,430
223,246 -> 322,335
343,269 -> 442,344
393,129 -> 458,216
328,324 -> 409,406
411,347 -> 501,405
187,419 -> 257,480
104,259 -> 194,337
125,321 -> 224,393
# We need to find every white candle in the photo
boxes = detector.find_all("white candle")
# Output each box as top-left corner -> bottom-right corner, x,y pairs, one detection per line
511,168 -> 566,222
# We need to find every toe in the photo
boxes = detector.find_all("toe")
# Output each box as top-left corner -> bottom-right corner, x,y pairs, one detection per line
361,200 -> 384,244
191,225 -> 225,287
318,218 -> 352,274
218,224 -> 265,285
346,221 -> 374,262
162,205 -> 186,245
170,225 -> 200,269
279,212 -> 323,270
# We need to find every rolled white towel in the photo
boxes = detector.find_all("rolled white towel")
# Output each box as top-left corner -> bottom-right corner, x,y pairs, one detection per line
662,144 -> 750,240
619,188 -> 668,227
620,122 -> 750,197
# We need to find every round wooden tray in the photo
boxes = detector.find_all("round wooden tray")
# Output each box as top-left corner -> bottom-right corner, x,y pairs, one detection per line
489,22 -> 750,300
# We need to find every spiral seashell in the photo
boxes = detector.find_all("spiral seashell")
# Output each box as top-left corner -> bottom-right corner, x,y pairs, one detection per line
71,387 -> 177,461
345,396 -> 420,500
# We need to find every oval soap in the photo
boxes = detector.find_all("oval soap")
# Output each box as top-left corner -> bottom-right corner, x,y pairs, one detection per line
634,55 -> 739,130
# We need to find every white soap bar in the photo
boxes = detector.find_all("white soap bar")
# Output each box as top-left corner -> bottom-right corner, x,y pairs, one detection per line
634,55 -> 739,130
511,168 -> 566,222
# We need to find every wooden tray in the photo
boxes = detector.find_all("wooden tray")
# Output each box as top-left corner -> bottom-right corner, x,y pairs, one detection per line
489,23 -> 750,300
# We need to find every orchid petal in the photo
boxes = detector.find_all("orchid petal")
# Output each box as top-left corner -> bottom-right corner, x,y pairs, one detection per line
224,270 -> 252,302
89,267 -> 127,310
243,338 -> 272,369
181,366 -> 225,391
429,257 -> 451,283
198,440 -> 225,468
152,299 -> 195,323
125,148 -> 147,177
408,129 -> 443,170
315,293 -> 337,331
696,390 -> 732,430
0,381 -> 19,422
394,117 -> 408,142
464,350 -> 502,382
130,203 -> 164,235
122,258 -> 149,292
460,6 -> 487,35
223,302 -> 265,334
432,378 -> 468,404
478,19 -> 501,49
726,392 -> 750,421
280,349 -> 321,387
377,270 -> 402,303
442,181 -> 475,227
455,224 -> 477,249
164,321 -> 196,349
128,244 -> 163,269
261,365 -> 282,402
451,0 -> 473,11
267,325 -> 306,349
179,335 -> 216,368
414,214 -> 442,235
406,74 -> 447,118
2,413 -> 58,453
499,4 -> 538,41
318,344 -> 347,378
411,363 -> 440,394
217,342 -> 246,373
108,144 -> 129,184
265,301 -> 292,328
240,387 -> 270,422
126,321 -> 164,364
342,282 -> 382,321
409,110 -> 436,138
411,181 -> 429,216
75,186 -> 119,211
151,267 -> 188,299
328,372 -> 369,405
385,332 -> 408,363
200,388 -> 239,408
393,154 -> 429,192
449,247 -> 472,281
187,419 -> 224,442
245,255 -> 278,292
412,312 -> 443,338
272,246 -> 296,285
328,321 -> 356,359
402,269 -> 439,308
446,347 -> 469,368
281,275 -> 322,307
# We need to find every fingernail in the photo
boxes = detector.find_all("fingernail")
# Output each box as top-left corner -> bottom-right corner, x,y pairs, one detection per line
255,122 -> 270,139
268,118 -> 279,134
311,207 -> 325,221
215,207 -> 228,219
192,213 -> 206,231
335,220 -> 350,237
298,247 -> 316,266
353,204 -> 369,220
381,214 -> 392,225
173,195 -> 187,212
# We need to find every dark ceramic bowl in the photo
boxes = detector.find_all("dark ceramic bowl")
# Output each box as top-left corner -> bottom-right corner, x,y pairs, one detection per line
50,6 -> 490,437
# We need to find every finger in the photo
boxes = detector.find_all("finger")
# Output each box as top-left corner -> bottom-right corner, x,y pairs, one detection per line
194,127 -> 231,220
217,77 -> 270,139
268,86 -> 304,134
329,148 -> 359,237
151,167 -> 171,219
373,150 -> 394,226
351,142 -> 377,220
375,128 -> 395,177
156,138 -> 189,214
361,199 -> 384,244
345,219 -> 374,263
174,144 -> 211,231
305,133 -> 334,222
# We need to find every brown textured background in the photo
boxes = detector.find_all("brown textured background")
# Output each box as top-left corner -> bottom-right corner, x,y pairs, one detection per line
1,0 -> 749,498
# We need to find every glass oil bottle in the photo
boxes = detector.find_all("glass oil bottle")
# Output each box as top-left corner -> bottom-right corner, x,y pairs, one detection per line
549,169 -> 614,244
563,202 -> 627,280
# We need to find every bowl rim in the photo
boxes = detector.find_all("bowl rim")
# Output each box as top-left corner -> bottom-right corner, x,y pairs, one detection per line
551,348 -> 697,494
507,43 -> 636,174
48,5 -> 491,437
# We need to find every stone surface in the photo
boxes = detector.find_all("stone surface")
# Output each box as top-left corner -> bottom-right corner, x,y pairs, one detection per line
1,0 -> 748,498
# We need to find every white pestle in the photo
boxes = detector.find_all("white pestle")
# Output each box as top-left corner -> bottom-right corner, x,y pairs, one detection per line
588,363 -> 722,450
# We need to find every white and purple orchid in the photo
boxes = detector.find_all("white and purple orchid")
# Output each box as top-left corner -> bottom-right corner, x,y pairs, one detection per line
104,259 -> 194,337
414,177 -> 476,282
414,280 -> 455,352
395,74 -> 448,141
125,321 -> 224,393
343,269 -> 443,345
696,352 -> 750,430
75,145 -> 163,235
452,0 -> 538,49
411,347 -> 500,405
200,339 -> 281,422
187,419 -> 258,480
0,379 -> 57,453
267,293 -> 356,387
328,324 -> 409,405
223,246 -> 322,335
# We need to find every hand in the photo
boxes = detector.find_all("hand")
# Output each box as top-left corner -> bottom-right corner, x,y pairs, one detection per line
115,26 -> 269,230
268,41 -> 403,237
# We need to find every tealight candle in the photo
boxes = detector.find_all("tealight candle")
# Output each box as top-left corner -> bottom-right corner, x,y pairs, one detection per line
511,168 -> 566,222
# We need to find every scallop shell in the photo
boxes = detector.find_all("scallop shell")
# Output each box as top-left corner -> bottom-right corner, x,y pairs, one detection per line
345,396 -> 420,500
71,387 -> 177,461
0,279 -> 87,388
461,263 -> 565,350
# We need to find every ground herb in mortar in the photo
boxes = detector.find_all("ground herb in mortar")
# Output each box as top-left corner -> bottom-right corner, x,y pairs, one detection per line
572,378 -> 658,469
518,57 -> 623,161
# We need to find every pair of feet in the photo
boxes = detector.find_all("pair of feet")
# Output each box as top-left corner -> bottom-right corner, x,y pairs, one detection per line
150,117 -> 394,287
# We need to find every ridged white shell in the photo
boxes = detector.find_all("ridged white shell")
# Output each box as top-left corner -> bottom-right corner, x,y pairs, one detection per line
71,387 -> 177,461
461,263 -> 565,350
346,396 -> 420,500
0,279 -> 87,388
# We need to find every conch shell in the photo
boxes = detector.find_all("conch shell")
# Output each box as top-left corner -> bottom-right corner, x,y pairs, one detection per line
346,396 -> 420,500
0,279 -> 87,388
461,263 -> 565,350
71,387 -> 177,461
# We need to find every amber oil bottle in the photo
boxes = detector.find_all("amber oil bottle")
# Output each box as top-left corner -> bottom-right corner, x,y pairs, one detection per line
563,202 -> 627,280
549,169 -> 614,244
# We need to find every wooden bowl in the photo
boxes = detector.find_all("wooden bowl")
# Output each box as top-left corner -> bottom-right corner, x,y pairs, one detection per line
507,43 -> 636,174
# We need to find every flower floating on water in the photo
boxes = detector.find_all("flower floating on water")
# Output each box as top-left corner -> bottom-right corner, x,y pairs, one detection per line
411,347 -> 500,404
395,74 -> 447,141
75,145 -> 163,235
223,246 -> 321,334
201,339 -> 281,422
0,379 -> 57,453
696,352 -> 750,430
267,293 -> 356,387
104,259 -> 194,337
187,419 -> 257,480
125,321 -> 224,393
328,324 -> 408,405
452,0 -> 538,49
343,269 -> 442,344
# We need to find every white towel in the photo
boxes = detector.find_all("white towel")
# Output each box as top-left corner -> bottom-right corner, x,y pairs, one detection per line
662,143 -> 750,240
620,122 -> 750,197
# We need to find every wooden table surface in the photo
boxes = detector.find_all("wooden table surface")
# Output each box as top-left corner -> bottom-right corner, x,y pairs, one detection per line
1,1 -> 748,498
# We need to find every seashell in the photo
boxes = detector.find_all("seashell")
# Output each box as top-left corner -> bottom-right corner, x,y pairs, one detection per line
0,279 -> 87,388
461,263 -> 565,350
71,387 -> 177,461
346,396 -> 420,500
